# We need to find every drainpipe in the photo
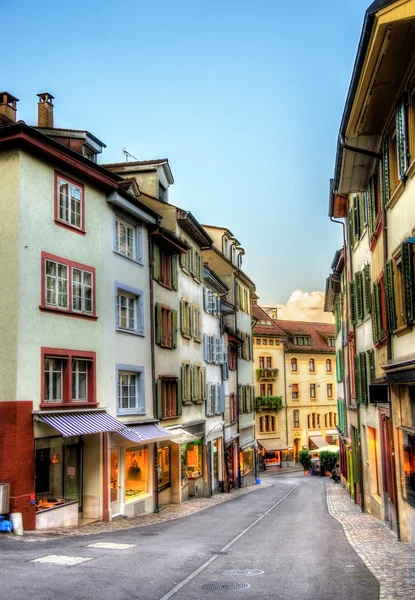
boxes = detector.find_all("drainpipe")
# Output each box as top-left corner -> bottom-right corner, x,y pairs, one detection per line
149,233 -> 159,514
283,349 -> 289,452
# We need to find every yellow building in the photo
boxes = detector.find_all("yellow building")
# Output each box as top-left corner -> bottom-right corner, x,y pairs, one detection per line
253,303 -> 337,466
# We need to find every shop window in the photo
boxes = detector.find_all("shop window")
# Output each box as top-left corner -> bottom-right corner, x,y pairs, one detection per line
35,436 -> 82,511
41,348 -> 96,407
402,430 -> 415,508
125,446 -> 148,501
157,446 -> 171,492
240,447 -> 254,476
186,441 -> 202,479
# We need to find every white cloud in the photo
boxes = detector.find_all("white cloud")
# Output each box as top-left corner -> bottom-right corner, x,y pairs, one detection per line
263,290 -> 334,323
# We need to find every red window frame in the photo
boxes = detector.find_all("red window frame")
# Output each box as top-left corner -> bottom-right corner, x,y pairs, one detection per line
54,172 -> 86,235
160,251 -> 173,288
40,251 -> 97,320
229,346 -> 237,371
41,347 -> 97,408
161,378 -> 178,418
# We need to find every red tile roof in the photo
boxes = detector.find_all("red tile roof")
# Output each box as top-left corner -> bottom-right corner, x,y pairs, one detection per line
277,320 -> 335,353
252,305 -> 286,336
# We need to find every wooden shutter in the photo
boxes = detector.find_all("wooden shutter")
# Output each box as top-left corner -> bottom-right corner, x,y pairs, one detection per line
153,245 -> 161,282
401,242 -> 414,325
172,309 -> 178,348
335,296 -> 341,334
219,385 -> 225,414
372,281 -> 381,344
172,254 -> 178,290
359,352 -> 368,405
348,207 -> 354,247
354,354 -> 360,404
181,364 -> 187,402
362,191 -> 369,227
355,271 -> 364,321
156,378 -> 162,419
353,194 -> 361,240
368,176 -> 376,238
180,299 -> 185,334
155,303 -> 162,345
199,254 -> 204,282
177,379 -> 182,416
396,95 -> 409,179
203,333 -> 209,362
201,367 -> 207,400
349,280 -> 357,325
336,349 -> 343,383
238,384 -> 242,414
382,138 -> 390,206
384,260 -> 397,332
363,264 -> 372,314
367,349 -> 376,382
190,365 -> 197,401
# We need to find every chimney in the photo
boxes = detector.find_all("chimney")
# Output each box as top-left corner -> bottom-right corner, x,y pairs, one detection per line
37,92 -> 54,128
0,91 -> 19,122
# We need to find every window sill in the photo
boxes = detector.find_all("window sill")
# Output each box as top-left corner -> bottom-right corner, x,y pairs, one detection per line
116,327 -> 145,337
54,218 -> 86,236
158,281 -> 173,291
393,323 -> 412,337
387,181 -> 405,210
160,342 -> 174,350
194,337 -> 202,344
181,333 -> 191,340
40,402 -> 99,409
113,249 -> 143,266
117,410 -> 146,417
160,415 -> 180,421
40,305 -> 98,321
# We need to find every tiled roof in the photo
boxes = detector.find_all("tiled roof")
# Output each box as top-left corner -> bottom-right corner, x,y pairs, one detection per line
252,305 -> 286,336
277,320 -> 335,352
103,158 -> 169,168
118,177 -> 136,190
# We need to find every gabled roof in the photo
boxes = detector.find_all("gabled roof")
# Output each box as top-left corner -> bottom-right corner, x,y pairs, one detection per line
278,320 -> 336,353
103,158 -> 174,185
252,305 -> 286,336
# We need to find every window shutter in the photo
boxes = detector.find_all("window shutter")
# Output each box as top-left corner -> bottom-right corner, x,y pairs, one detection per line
156,379 -> 162,419
199,255 -> 204,282
172,309 -> 178,348
396,95 -> 409,179
349,280 -> 357,325
372,281 -> 381,344
382,138 -> 390,206
348,207 -> 354,247
367,349 -> 375,382
153,245 -> 161,282
362,191 -> 369,227
222,350 -> 229,380
219,385 -> 225,414
335,296 -> 341,334
155,303 -> 162,345
177,379 -> 182,416
401,242 -> 414,325
181,364 -> 187,402
180,299 -> 185,334
353,194 -> 361,240
203,287 -> 208,310
203,333 -> 209,362
384,260 -> 397,332
368,177 -> 377,239
190,304 -> 195,337
336,349 -> 343,383
172,254 -> 178,290
238,384 -> 242,414
190,365 -> 196,401
180,248 -> 186,269
359,352 -> 368,405
363,264 -> 372,314
201,367 -> 207,400
206,384 -> 212,416
354,354 -> 360,404
355,271 -> 364,321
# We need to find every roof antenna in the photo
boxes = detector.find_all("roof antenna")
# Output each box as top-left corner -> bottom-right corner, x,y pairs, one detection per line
123,148 -> 138,162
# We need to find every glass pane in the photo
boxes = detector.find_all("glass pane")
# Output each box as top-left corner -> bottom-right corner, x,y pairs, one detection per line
52,371 -> 62,401
46,261 -> 56,276
59,182 -> 69,222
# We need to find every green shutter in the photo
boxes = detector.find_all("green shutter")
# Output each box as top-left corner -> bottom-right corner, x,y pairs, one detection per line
353,194 -> 361,240
355,271 -> 364,321
359,352 -> 368,405
336,349 -> 343,383
384,260 -> 397,332
367,349 -> 376,382
335,296 -> 341,334
354,354 -> 360,404
396,95 -> 409,179
364,264 -> 372,314
372,282 -> 381,344
172,254 -> 178,290
156,379 -> 162,419
348,207 -> 354,247
172,309 -> 178,348
368,176 -> 377,239
382,138 -> 390,206
153,244 -> 161,282
362,191 -> 368,227
177,379 -> 182,416
155,303 -> 162,345
350,280 -> 357,325
401,242 -> 414,325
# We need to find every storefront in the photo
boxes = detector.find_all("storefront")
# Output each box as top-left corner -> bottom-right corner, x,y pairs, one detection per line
239,442 -> 255,486
258,438 -> 289,468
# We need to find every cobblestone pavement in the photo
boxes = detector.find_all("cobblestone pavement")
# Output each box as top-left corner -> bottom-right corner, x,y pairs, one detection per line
326,481 -> 415,600
8,482 -> 272,543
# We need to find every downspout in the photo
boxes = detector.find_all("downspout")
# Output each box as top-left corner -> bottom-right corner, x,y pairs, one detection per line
149,232 -> 159,514
339,136 -> 382,161
283,347 -> 289,452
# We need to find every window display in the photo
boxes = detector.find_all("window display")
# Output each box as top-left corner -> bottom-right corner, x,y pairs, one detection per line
186,440 -> 202,479
240,447 -> 254,476
35,436 -> 81,511
157,446 -> 171,491
124,446 -> 148,501
402,431 -> 415,508
181,445 -> 188,487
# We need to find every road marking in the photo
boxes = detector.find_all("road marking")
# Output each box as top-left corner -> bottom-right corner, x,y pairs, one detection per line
87,542 -> 136,550
158,482 -> 299,600
31,555 -> 93,566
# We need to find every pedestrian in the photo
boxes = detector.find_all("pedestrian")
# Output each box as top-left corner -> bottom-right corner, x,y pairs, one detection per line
331,463 -> 340,483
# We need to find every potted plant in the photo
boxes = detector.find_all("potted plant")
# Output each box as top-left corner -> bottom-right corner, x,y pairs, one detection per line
298,450 -> 312,475
319,451 -> 338,476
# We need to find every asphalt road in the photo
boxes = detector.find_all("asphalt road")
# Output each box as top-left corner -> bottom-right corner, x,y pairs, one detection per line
0,473 -> 379,600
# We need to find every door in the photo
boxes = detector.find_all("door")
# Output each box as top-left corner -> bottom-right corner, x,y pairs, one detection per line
110,448 -> 121,517
379,410 -> 397,533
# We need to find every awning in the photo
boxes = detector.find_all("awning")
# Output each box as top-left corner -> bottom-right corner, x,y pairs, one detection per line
34,411 -> 126,437
167,427 -> 198,445
258,438 -> 288,452
115,423 -> 178,444
325,429 -> 338,436
309,435 -> 327,449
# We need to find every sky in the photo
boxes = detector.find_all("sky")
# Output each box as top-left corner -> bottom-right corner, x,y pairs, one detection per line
3,0 -> 367,304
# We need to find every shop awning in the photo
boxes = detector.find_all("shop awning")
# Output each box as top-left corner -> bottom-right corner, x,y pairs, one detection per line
122,423 -> 178,444
167,427 -> 198,445
325,429 -> 338,436
258,438 -> 288,452
309,435 -> 327,448
34,411 -> 126,437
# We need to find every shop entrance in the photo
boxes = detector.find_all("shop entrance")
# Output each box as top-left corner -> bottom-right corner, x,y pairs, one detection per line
110,448 -> 121,517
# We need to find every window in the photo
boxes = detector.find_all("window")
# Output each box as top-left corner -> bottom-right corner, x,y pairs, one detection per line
310,384 -> 316,399
230,393 -> 237,423
401,430 -> 415,508
154,245 -> 178,290
55,173 -> 85,233
326,359 -> 332,372
83,147 -> 96,162
203,288 -> 220,315
327,384 -> 333,398
328,338 -> 335,348
260,384 -> 266,396
238,331 -> 252,360
256,338 -> 261,345
291,358 -> 298,371
266,357 -> 272,369
41,348 -> 96,407
293,336 -> 310,346
259,415 -> 277,433
117,365 -> 145,414
206,383 -> 225,416
155,303 -> 177,349
193,306 -> 202,342
236,281 -> 250,313
181,364 -> 206,403
239,385 -> 254,413
159,182 -> 167,202
114,216 -> 142,264
203,334 -> 225,364
325,412 -> 337,428
125,446 -> 148,499
292,383 -> 299,399
293,409 -> 300,428
229,346 -> 237,371
309,358 -> 315,372
259,357 -> 265,369
116,284 -> 144,335
41,252 -> 96,319
307,413 -> 321,429
157,378 -> 180,419
269,339 -> 274,346
267,384 -> 273,396
263,339 -> 268,346
180,299 -> 192,338
182,245 -> 203,281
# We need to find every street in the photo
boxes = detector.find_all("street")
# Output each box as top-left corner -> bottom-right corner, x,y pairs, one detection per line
0,473 -> 379,600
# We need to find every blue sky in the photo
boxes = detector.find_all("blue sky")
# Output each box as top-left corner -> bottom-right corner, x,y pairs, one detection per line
4,0 -> 367,303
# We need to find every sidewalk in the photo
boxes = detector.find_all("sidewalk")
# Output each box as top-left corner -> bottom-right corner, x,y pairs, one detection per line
326,481 -> 415,600
8,482 -> 272,543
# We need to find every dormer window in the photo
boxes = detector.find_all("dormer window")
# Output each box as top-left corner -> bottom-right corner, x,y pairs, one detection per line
83,146 -> 96,162
159,183 -> 167,203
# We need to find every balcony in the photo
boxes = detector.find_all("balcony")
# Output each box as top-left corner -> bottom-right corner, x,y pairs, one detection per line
255,396 -> 283,413
256,368 -> 279,382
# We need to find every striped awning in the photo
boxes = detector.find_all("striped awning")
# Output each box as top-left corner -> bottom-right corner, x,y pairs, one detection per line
118,423 -> 178,444
34,411 -> 126,437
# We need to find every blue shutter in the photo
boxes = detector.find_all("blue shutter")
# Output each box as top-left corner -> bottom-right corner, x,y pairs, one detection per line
219,385 -> 225,414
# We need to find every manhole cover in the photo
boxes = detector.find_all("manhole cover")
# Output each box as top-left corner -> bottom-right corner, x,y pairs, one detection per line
222,569 -> 264,576
209,550 -> 230,555
202,582 -> 250,592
